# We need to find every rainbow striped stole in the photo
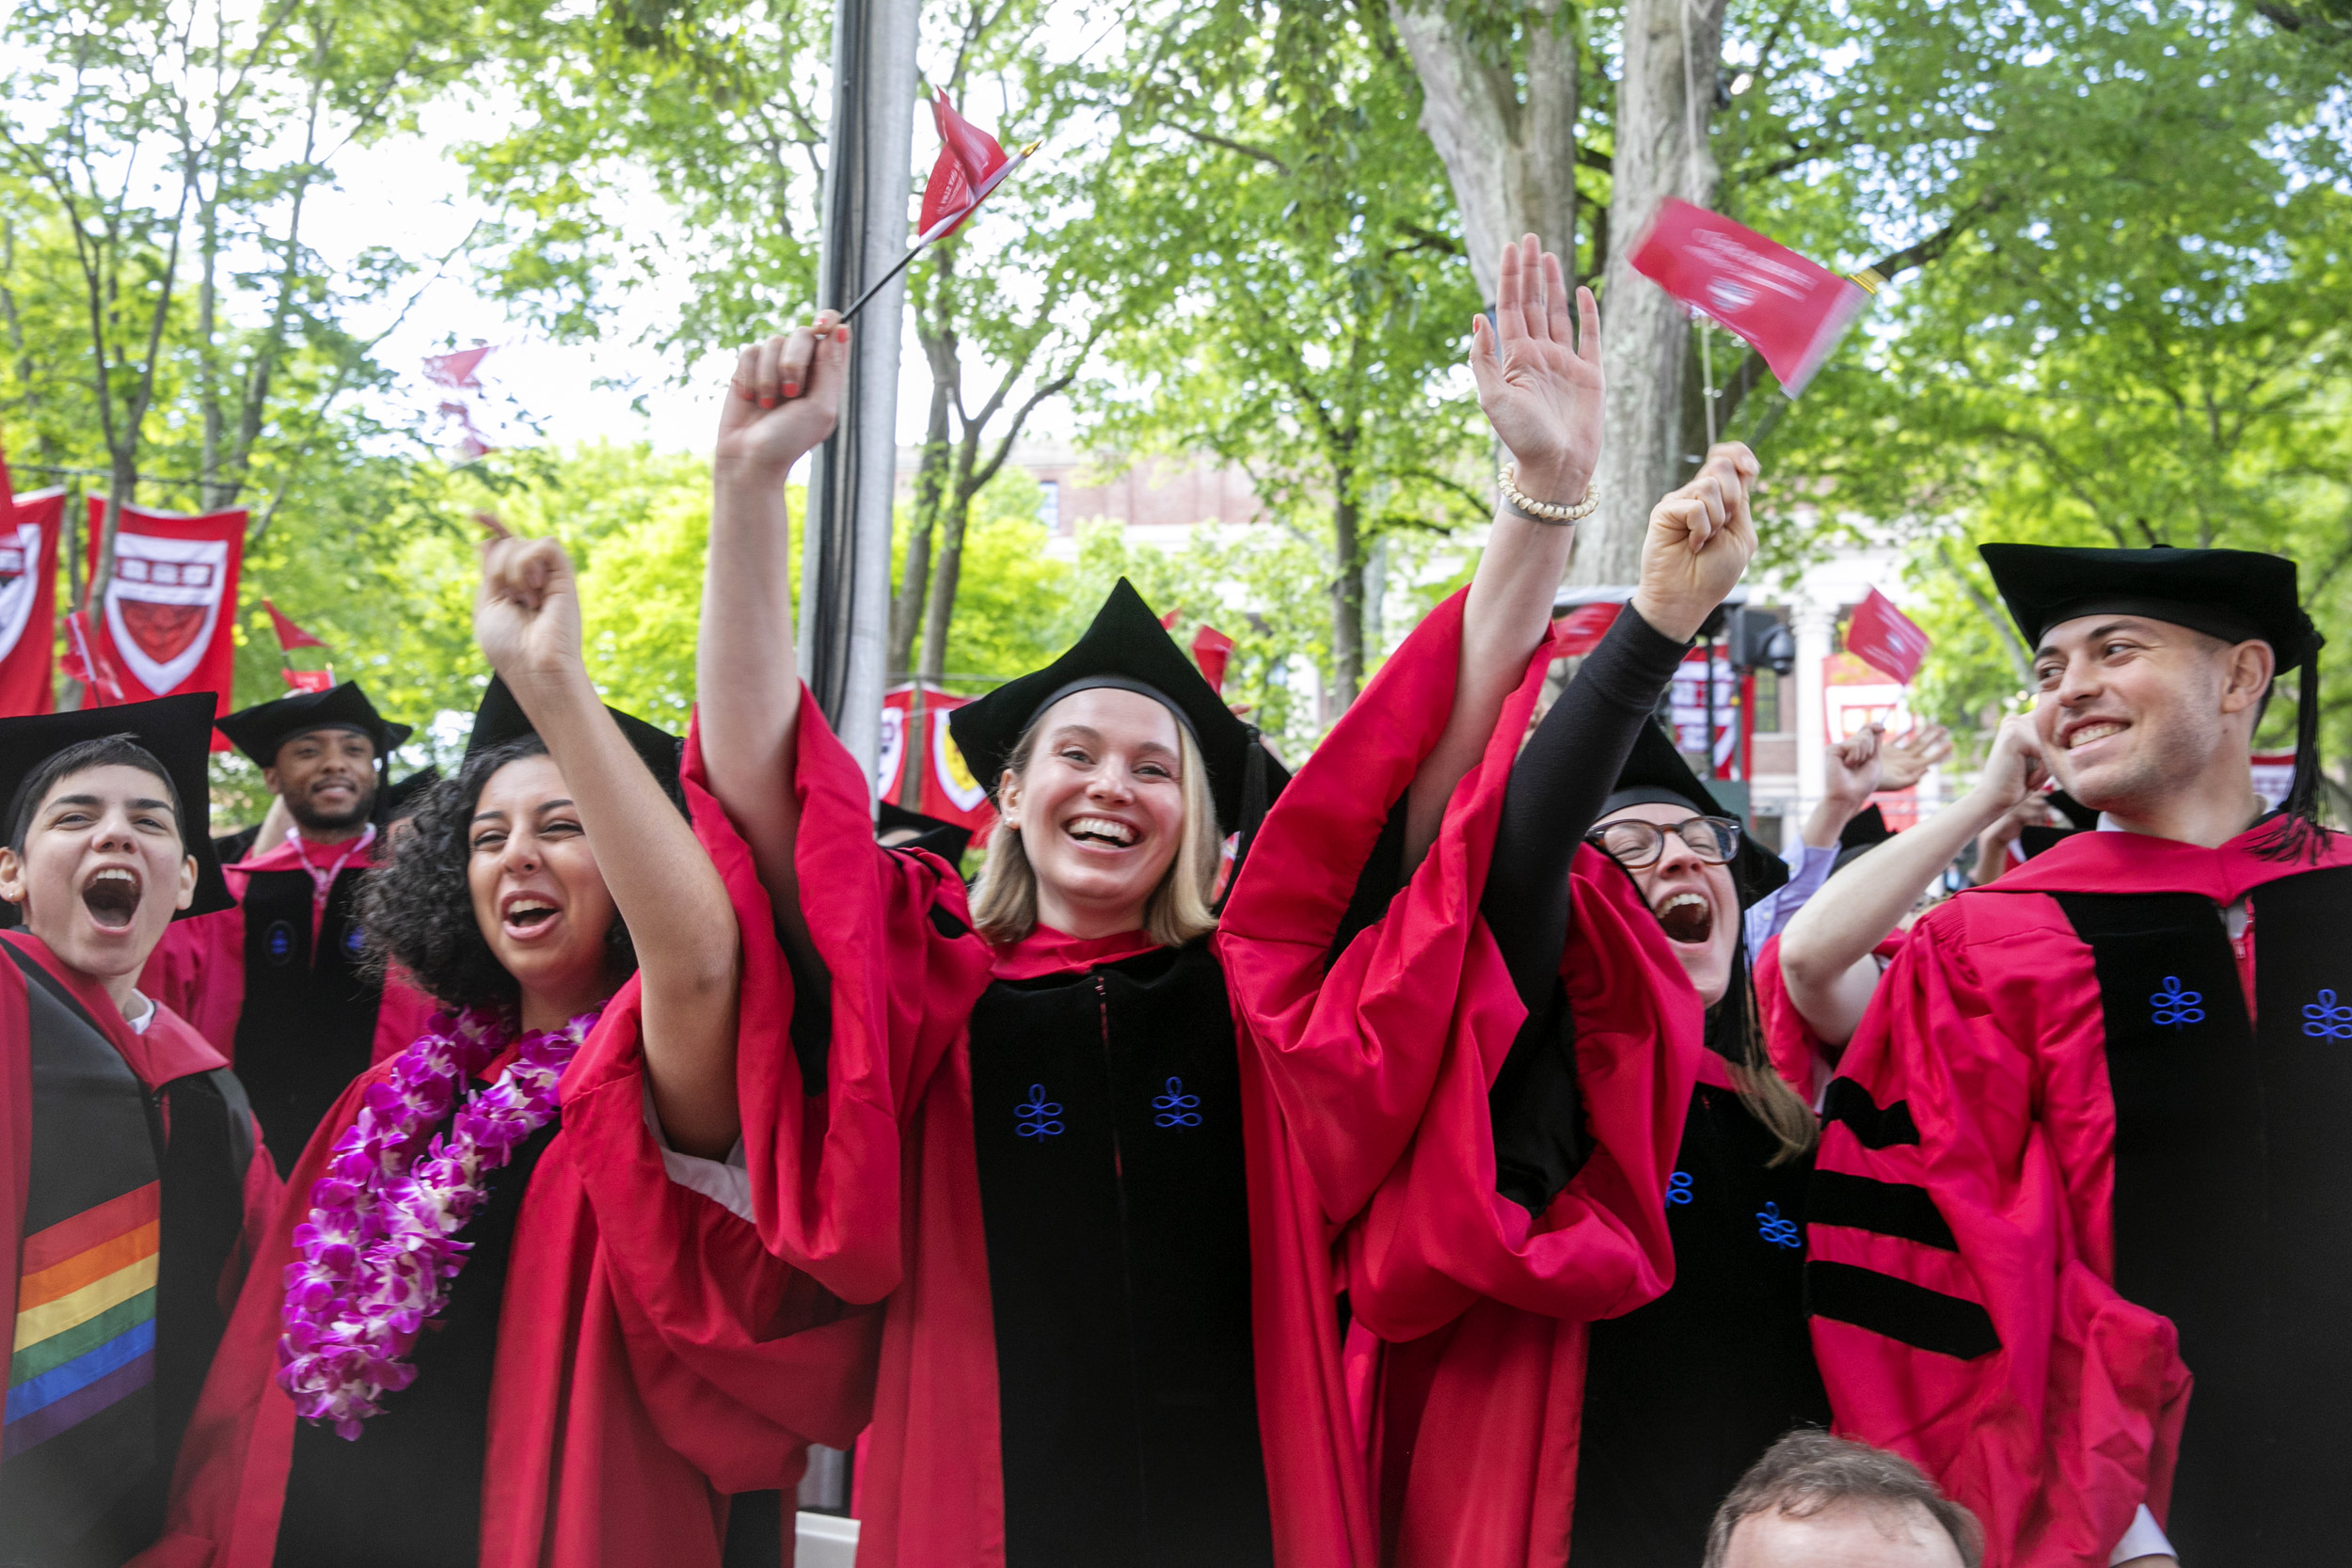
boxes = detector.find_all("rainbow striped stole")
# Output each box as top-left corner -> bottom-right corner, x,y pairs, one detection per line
6,1180 -> 161,1459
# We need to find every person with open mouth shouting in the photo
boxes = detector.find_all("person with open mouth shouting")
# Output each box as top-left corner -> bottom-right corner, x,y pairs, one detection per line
0,694 -> 280,1568
560,232 -> 1614,1567
1277,441 -> 1826,1566
141,525 -> 869,1567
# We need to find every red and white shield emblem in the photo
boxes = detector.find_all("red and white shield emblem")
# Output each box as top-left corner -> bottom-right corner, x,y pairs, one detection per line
105,531 -> 230,695
0,521 -> 35,663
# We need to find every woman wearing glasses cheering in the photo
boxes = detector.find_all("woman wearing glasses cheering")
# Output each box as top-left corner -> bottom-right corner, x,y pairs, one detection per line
1314,441 -> 1835,1566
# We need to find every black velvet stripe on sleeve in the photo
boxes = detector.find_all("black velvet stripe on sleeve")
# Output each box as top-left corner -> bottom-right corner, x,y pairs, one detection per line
1807,1170 -> 1958,1251
1805,1260 -> 2000,1360
1806,1259 -> 1994,1363
1820,1078 -> 1920,1148
1482,606 -> 1693,1017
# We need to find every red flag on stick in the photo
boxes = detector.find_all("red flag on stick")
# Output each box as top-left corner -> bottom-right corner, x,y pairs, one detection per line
1190,625 -> 1234,693
62,610 -> 124,705
282,668 -> 335,692
1553,602 -> 1623,657
423,346 -> 495,390
1631,198 -> 1872,396
265,598 -> 328,652
918,96 -> 1018,243
1845,587 -> 1931,684
840,98 -> 1040,324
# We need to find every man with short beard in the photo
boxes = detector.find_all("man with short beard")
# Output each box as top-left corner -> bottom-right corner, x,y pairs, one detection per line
141,682 -> 435,1169
0,695 -> 278,1567
1807,544 -> 2350,1568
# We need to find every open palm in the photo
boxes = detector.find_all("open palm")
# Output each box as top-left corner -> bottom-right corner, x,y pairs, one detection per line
1470,235 -> 1604,499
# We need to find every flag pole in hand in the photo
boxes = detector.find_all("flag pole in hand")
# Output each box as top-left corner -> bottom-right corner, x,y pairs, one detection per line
838,97 -> 1040,324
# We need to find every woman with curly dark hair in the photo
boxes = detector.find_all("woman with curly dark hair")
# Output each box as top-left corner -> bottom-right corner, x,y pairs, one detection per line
141,525 -> 865,1568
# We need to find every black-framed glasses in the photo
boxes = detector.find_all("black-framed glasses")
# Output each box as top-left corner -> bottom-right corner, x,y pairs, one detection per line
1584,816 -> 1743,869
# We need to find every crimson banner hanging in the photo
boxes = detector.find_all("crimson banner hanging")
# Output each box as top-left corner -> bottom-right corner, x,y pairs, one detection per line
879,684 -> 998,835
0,487 -> 65,718
85,498 -> 246,738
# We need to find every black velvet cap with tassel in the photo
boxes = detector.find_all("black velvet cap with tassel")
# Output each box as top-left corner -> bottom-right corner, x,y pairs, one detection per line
467,676 -> 686,816
877,800 -> 973,865
947,578 -> 1289,844
1599,720 -> 1790,910
0,692 -> 235,922
1981,543 -> 2327,851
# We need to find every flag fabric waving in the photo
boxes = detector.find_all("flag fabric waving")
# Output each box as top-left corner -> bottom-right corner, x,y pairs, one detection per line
84,499 -> 246,738
1190,625 -> 1234,693
264,598 -> 327,652
917,96 -> 1019,244
0,487 -> 65,717
423,345 -> 495,390
282,668 -> 336,693
61,610 -> 124,705
1630,198 -> 1870,395
1844,586 -> 1931,684
1553,602 -> 1624,657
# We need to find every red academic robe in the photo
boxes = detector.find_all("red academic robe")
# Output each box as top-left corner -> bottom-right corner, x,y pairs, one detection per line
1809,823 -> 2352,1568
1,933 -> 281,1348
562,590 -> 1546,1568
1326,847 -> 1702,1568
3,940 -> 279,1560
140,838 -> 437,1069
139,960 -> 879,1567
1753,929 -> 1905,1100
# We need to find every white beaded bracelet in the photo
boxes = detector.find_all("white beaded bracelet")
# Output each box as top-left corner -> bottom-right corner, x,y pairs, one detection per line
1499,463 -> 1598,524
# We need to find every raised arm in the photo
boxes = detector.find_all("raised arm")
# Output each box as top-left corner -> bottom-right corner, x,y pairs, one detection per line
1401,236 -> 1604,867
475,522 -> 745,1156
1483,444 -> 1762,1006
696,311 -> 851,960
1778,713 -> 2042,1048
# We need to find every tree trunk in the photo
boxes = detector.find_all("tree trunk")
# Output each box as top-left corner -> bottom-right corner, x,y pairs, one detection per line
916,444 -> 981,687
1328,477 -> 1364,708
1390,0 -> 1580,297
893,314 -> 957,677
199,193 -> 224,509
1584,0 -> 1724,587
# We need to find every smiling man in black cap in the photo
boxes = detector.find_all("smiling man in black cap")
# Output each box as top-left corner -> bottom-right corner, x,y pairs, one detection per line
0,694 -> 278,1567
1808,544 -> 2348,1568
140,681 -> 438,1170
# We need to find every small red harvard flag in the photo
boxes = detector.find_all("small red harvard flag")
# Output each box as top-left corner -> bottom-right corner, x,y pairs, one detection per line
265,598 -> 328,652
282,668 -> 335,692
917,97 -> 1025,244
1845,587 -> 1931,684
1190,625 -> 1234,693
1553,603 -> 1623,657
1631,198 -> 1869,395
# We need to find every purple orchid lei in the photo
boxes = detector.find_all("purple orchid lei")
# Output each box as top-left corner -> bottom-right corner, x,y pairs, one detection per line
276,1003 -> 601,1438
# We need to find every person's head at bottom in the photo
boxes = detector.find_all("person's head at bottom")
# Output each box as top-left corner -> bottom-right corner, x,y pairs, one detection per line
1708,1431 -> 1981,1568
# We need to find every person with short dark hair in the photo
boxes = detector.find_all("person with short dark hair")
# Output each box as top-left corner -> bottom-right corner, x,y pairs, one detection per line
1706,1431 -> 1981,1568
137,683 -> 440,1167
0,696 -> 279,1567
1809,544 -> 2347,1565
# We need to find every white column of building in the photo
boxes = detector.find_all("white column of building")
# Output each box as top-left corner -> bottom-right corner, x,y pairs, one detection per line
1792,603 -> 1834,816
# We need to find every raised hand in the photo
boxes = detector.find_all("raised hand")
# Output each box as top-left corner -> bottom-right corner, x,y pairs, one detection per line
715,310 -> 852,483
1878,721 -> 1954,792
1629,442 -> 1760,643
1469,234 -> 1602,504
474,513 -> 586,691
1971,712 -> 2048,816
1825,724 -> 1885,810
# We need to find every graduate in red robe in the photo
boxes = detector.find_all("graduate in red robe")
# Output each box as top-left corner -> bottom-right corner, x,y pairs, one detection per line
1807,544 -> 2352,1568
0,694 -> 280,1567
567,234 -> 1607,1568
1288,448 -> 1845,1565
142,532 -> 868,1568
140,684 -> 437,1170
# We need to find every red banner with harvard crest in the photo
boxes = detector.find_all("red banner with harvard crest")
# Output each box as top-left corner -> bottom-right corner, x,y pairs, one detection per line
85,499 -> 246,741
0,487 -> 65,717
